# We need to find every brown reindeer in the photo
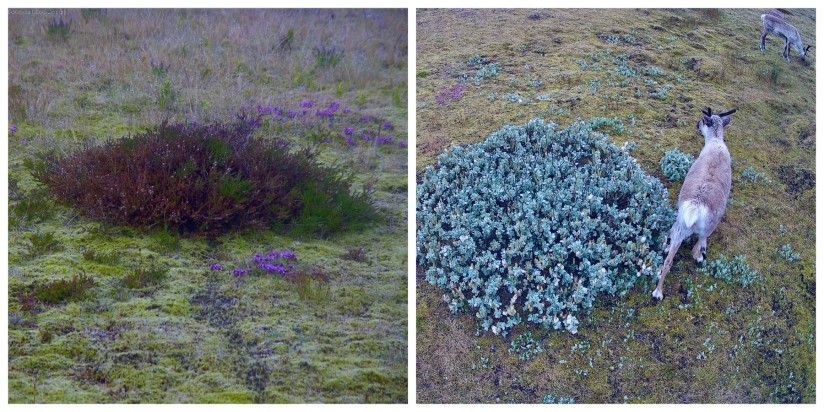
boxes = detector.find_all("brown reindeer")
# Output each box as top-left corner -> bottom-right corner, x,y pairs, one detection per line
653,108 -> 736,300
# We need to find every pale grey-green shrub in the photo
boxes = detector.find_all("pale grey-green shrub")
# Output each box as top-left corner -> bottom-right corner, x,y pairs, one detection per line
660,149 -> 695,182
417,119 -> 676,335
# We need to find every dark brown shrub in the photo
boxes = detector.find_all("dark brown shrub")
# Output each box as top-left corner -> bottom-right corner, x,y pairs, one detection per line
40,115 -> 374,236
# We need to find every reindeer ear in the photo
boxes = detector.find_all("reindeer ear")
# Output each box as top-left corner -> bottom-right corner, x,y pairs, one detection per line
722,117 -> 731,127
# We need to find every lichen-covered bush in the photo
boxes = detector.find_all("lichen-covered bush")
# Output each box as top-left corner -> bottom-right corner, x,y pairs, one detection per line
417,119 -> 675,335
659,149 -> 695,183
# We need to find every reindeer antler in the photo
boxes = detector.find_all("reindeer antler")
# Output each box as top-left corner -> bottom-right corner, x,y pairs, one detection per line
702,107 -> 713,117
718,109 -> 737,117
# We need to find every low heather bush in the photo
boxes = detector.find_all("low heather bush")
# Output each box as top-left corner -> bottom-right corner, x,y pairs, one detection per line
40,115 -> 374,236
417,119 -> 675,335
660,149 -> 695,182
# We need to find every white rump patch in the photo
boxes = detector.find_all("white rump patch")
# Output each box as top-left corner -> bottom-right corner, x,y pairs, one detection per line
681,201 -> 708,229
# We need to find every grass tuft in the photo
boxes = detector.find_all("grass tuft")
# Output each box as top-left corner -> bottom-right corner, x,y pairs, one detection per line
33,273 -> 96,305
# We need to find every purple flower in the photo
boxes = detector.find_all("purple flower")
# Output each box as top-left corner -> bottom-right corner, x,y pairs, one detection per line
343,127 -> 354,135
10,125 -> 17,136
342,108 -> 351,114
287,110 -> 297,117
376,136 -> 394,145
232,269 -> 247,277
436,84 -> 466,105
346,137 -> 355,146
398,140 -> 408,148
381,122 -> 394,131
252,254 -> 266,263
258,263 -> 286,275
210,264 -> 223,271
359,115 -> 375,123
281,252 -> 297,260
299,101 -> 314,108
315,102 -> 341,118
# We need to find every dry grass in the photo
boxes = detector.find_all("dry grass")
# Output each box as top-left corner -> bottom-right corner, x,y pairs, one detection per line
416,8 -> 815,403
9,9 -> 407,128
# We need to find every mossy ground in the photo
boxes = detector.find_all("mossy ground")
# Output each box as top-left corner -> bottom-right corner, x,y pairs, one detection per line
8,9 -> 407,403
416,8 -> 814,403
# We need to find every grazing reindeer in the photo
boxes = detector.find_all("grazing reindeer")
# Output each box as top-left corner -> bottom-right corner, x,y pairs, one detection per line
760,13 -> 812,61
653,108 -> 736,300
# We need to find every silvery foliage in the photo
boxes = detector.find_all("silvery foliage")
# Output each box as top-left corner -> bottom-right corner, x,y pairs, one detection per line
417,119 -> 675,335
698,254 -> 759,287
659,149 -> 695,183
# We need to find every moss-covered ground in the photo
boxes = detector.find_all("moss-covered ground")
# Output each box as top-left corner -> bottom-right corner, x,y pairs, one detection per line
416,8 -> 814,403
8,9 -> 407,403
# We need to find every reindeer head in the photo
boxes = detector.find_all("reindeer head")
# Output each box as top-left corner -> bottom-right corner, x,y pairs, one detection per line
697,107 -> 736,139
801,45 -> 813,60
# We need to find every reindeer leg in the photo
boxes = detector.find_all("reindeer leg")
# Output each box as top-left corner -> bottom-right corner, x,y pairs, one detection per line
653,232 -> 685,300
692,237 -> 707,264
784,38 -> 791,61
760,31 -> 768,53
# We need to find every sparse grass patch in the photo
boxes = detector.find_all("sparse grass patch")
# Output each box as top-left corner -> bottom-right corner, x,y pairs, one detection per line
25,231 -> 62,259
10,196 -> 55,225
32,273 -> 96,305
80,8 -> 107,21
341,246 -> 369,263
756,62 -> 785,87
82,248 -> 121,265
121,265 -> 168,290
289,269 -> 332,303
278,28 -> 295,51
314,45 -> 344,69
45,18 -> 73,42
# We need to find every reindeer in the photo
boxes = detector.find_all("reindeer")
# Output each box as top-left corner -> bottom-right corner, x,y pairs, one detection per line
760,13 -> 812,62
653,108 -> 736,300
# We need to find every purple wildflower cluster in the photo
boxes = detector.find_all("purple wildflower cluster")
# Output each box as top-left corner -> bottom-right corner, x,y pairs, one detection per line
10,125 -> 17,136
435,84 -> 467,105
211,250 -> 297,278
252,100 -> 407,149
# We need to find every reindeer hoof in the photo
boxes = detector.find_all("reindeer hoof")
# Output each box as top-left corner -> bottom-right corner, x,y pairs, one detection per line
652,288 -> 664,300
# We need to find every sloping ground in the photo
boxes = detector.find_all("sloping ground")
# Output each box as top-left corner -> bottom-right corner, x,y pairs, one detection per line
416,8 -> 814,403
8,9 -> 408,403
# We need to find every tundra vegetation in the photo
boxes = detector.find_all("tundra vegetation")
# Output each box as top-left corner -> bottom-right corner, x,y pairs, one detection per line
417,9 -> 814,403
9,9 -> 408,403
